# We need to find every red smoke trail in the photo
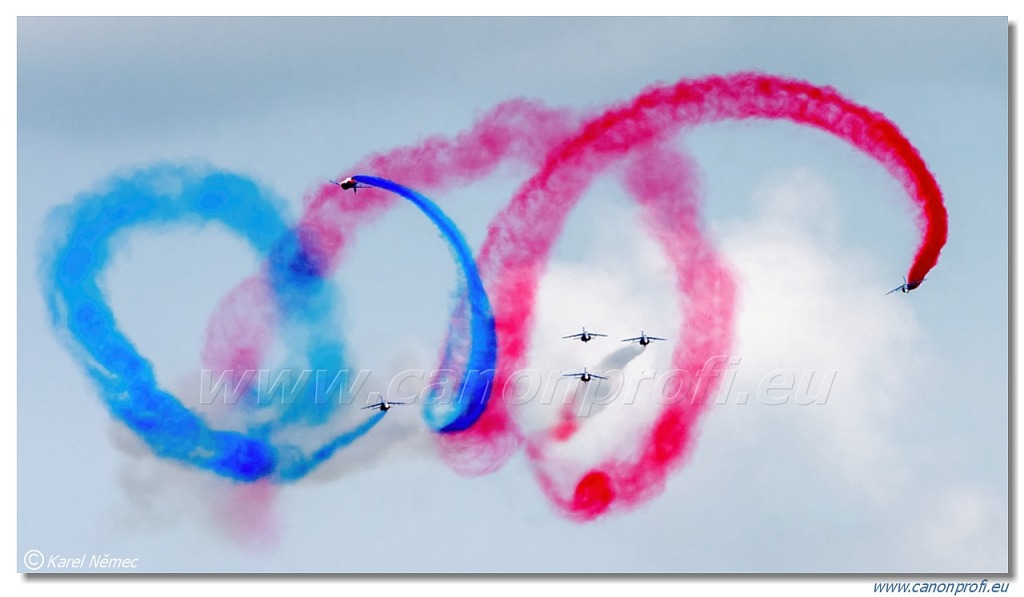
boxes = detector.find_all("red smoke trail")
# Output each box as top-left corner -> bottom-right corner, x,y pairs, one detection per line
459,73 -> 944,518
470,142 -> 734,520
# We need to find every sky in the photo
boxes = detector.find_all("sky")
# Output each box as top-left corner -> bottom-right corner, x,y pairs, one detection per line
10,8 -> 1014,592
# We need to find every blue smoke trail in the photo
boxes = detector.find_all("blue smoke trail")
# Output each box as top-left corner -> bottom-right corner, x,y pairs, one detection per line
40,163 -> 387,482
353,175 -> 497,432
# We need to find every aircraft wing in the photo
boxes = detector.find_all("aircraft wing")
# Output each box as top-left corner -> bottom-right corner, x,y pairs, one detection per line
562,333 -> 584,339
361,403 -> 384,410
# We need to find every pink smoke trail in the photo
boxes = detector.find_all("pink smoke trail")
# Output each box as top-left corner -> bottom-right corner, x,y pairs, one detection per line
214,480 -> 282,550
295,100 -> 578,272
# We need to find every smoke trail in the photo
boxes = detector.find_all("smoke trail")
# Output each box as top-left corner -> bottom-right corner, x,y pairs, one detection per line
42,165 -> 285,481
350,175 -> 497,432
40,163 -> 393,482
545,73 -> 946,284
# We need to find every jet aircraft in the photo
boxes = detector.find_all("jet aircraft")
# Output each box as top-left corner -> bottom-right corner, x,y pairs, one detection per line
362,398 -> 408,412
562,367 -> 608,383
562,327 -> 607,343
886,277 -> 926,295
622,330 -> 667,346
330,177 -> 370,192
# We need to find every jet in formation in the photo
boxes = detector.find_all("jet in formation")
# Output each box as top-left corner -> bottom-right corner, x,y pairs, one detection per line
562,367 -> 608,383
562,327 -> 608,343
621,330 -> 667,346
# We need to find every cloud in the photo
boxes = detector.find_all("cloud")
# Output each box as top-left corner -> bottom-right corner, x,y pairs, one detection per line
687,166 -> 1005,571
